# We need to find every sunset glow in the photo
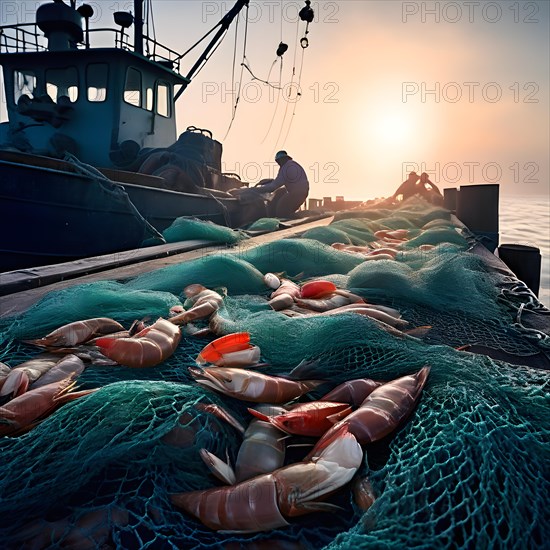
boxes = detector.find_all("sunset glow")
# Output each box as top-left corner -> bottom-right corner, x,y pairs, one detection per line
1,1 -> 548,201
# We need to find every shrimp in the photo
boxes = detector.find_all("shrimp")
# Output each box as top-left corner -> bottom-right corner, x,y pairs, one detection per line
25,318 -> 125,348
188,366 -> 324,403
94,318 -> 181,368
0,353 -> 60,399
268,279 -> 301,311
200,405 -> 287,484
169,285 -> 224,325
196,333 -> 259,367
171,424 -> 363,533
248,401 -> 352,437
0,373 -> 96,436
321,378 -> 382,407
300,281 -> 337,299
310,366 -> 430,455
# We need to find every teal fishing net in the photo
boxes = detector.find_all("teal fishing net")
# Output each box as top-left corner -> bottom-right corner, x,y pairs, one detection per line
246,217 -> 281,231
301,226 -> 354,245
162,217 -> 247,245
239,238 -> 363,277
0,197 -> 548,549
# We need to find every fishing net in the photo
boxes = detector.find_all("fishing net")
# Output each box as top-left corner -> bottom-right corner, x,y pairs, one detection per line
246,217 -> 281,232
162,217 -> 247,245
239,238 -> 363,277
301,226 -> 354,245
0,197 -> 548,549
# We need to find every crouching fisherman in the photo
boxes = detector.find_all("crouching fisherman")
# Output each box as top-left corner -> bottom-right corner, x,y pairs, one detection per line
256,150 -> 310,218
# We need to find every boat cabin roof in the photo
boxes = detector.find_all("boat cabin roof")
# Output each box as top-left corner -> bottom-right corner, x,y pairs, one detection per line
0,48 -> 189,87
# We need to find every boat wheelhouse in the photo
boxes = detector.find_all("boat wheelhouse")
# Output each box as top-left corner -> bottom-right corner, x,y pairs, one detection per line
0,1 -> 268,272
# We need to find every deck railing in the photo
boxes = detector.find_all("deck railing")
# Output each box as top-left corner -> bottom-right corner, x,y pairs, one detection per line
0,23 -> 181,73
0,24 -> 46,53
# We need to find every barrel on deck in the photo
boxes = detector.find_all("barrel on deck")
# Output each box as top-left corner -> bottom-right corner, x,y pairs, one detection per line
457,184 -> 499,253
443,187 -> 458,212
498,244 -> 542,296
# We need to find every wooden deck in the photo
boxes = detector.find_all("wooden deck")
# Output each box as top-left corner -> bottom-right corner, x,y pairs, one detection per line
0,215 -> 333,319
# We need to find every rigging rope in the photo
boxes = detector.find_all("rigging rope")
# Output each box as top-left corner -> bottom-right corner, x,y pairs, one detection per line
281,38 -> 307,146
260,56 -> 285,144
273,18 -> 301,154
223,5 -> 250,140
275,0 -> 314,150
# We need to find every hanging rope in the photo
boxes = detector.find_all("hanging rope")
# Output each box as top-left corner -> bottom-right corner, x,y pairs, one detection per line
274,1 -> 314,151
241,57 -> 284,90
229,14 -> 240,121
261,3 -> 287,145
223,4 -> 250,140
281,36 -> 308,146
260,56 -> 285,144
272,18 -> 301,154
149,0 -> 157,43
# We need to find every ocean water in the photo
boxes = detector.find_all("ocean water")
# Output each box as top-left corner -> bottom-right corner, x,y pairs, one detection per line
499,195 -> 550,308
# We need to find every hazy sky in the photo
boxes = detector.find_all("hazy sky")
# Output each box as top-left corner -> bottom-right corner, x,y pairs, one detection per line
2,1 -> 549,200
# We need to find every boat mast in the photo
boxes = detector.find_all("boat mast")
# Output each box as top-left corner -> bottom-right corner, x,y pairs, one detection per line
134,0 -> 144,55
174,0 -> 249,101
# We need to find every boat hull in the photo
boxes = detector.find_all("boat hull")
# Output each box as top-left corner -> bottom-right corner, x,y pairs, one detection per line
122,183 -> 234,231
0,151 -> 267,271
0,158 -> 157,272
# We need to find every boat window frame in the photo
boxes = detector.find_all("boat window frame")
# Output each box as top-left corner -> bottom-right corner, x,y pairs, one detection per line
145,86 -> 154,111
155,80 -> 171,118
45,65 -> 80,104
123,66 -> 143,109
86,62 -> 109,103
13,68 -> 39,104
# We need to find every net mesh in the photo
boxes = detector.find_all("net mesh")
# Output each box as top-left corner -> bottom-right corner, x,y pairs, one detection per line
162,217 -> 248,245
0,197 -> 548,549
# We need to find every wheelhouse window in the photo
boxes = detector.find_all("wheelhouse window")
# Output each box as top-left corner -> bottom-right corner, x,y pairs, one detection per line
87,63 -> 108,102
156,81 -> 170,117
124,67 -> 142,107
146,87 -> 154,111
14,69 -> 37,103
46,67 -> 79,103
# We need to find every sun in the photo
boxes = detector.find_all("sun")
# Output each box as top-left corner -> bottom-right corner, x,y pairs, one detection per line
375,113 -> 413,144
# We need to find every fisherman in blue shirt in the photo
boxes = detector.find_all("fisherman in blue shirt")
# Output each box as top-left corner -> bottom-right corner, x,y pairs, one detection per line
257,150 -> 310,217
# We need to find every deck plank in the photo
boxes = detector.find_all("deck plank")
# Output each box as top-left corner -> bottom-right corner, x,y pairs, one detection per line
0,215 -> 333,318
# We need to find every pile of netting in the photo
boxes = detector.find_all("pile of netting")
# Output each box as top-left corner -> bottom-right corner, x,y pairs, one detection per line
0,197 -> 548,549
162,217 -> 248,245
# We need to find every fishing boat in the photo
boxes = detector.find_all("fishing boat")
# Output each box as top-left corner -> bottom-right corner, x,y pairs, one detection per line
0,0 -> 272,272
